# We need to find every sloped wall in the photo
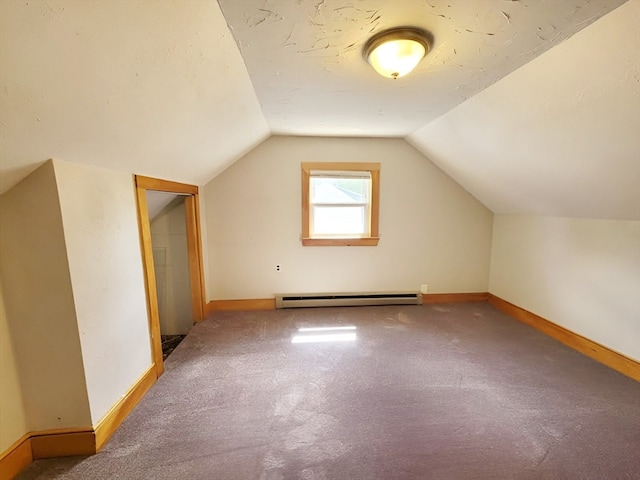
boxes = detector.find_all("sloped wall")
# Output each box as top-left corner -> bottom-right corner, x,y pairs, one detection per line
490,215 -> 640,361
408,1 -> 640,221
204,136 -> 493,299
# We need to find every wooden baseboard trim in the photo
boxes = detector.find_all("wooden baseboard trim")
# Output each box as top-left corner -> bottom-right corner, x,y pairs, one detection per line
0,434 -> 32,480
0,364 -> 157,478
488,293 -> 640,381
0,426 -> 96,478
207,298 -> 276,312
94,364 -> 157,451
30,428 -> 95,459
422,292 -> 488,303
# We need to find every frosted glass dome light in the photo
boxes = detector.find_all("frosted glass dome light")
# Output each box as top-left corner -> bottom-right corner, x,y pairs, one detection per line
364,27 -> 431,79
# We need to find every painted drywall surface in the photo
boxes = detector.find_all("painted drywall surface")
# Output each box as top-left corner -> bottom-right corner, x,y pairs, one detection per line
54,160 -> 151,425
408,1 -> 640,221
150,197 -> 193,336
0,0 -> 269,194
489,214 -> 640,361
219,0 -> 623,137
0,278 -> 28,452
198,191 -> 211,304
204,136 -> 493,300
0,161 -> 91,430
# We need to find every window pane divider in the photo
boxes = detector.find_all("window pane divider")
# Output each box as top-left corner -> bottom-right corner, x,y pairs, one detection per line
311,202 -> 369,208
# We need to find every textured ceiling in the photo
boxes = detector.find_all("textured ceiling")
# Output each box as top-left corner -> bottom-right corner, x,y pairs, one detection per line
0,0 -> 637,220
219,0 -> 625,136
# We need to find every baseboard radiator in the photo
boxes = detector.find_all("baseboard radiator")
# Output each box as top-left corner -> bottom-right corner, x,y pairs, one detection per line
275,292 -> 423,309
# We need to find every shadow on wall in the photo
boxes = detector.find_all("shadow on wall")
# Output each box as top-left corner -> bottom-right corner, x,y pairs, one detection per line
148,192 -> 193,337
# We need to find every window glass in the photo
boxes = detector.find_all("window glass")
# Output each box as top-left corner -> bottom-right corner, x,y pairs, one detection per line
312,206 -> 366,236
310,176 -> 370,205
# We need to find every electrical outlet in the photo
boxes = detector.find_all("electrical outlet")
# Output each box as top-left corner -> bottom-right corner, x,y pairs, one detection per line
276,265 -> 281,272
420,284 -> 429,294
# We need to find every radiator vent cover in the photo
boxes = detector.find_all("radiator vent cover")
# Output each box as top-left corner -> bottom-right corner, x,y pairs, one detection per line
275,292 -> 423,309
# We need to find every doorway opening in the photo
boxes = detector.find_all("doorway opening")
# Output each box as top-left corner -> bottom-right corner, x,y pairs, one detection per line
134,176 -> 206,378
147,192 -> 192,359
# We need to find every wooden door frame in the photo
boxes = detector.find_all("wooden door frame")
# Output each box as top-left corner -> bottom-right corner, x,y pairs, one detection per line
134,175 -> 206,378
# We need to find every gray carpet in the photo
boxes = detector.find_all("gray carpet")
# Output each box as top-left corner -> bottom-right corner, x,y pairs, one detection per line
17,302 -> 640,479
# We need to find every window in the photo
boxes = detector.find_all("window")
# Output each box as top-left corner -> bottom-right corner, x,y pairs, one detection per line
301,162 -> 380,246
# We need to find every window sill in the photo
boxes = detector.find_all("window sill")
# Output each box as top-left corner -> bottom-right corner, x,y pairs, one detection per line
302,237 -> 380,247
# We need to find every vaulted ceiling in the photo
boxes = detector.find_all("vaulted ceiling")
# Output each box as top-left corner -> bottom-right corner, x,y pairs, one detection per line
218,0 -> 624,136
1,1 -> 638,219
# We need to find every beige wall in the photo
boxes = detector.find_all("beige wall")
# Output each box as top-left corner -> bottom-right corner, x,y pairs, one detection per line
0,278 -> 28,452
198,192 -> 211,304
204,136 -> 493,299
54,160 -> 152,425
150,197 -> 193,336
0,161 -> 92,432
489,214 -> 640,361
0,159 -> 153,453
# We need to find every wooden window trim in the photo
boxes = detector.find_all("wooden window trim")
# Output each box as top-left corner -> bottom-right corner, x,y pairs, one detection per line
301,162 -> 380,246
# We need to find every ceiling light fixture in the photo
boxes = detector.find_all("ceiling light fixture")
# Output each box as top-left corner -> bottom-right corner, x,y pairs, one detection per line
363,27 -> 431,79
